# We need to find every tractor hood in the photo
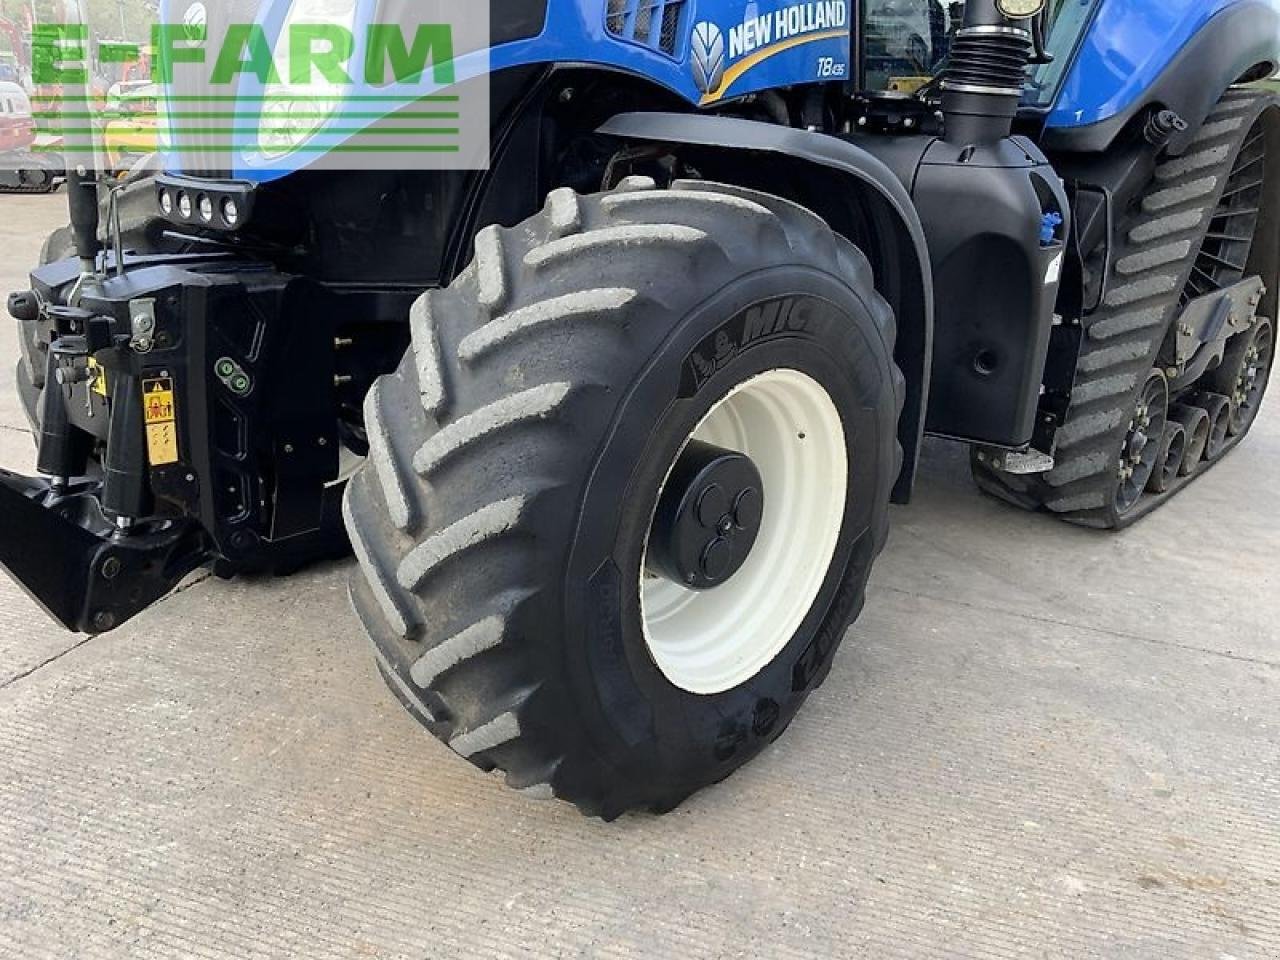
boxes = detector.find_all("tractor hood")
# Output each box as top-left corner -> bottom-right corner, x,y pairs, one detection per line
161,0 -> 857,181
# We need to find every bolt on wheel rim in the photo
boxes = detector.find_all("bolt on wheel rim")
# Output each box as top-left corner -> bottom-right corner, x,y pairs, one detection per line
640,369 -> 849,696
1116,371 -> 1169,514
1231,319 -> 1273,435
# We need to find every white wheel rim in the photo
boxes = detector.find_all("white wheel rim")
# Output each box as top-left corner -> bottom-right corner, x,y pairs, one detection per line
640,369 -> 849,695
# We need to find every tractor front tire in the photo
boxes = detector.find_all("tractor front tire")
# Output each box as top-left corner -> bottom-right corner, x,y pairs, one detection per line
343,178 -> 904,818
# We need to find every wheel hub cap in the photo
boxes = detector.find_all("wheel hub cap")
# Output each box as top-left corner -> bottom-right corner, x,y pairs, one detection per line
646,440 -> 765,590
640,368 -> 849,695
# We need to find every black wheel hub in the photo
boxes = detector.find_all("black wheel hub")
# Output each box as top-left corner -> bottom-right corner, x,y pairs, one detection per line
647,440 -> 765,591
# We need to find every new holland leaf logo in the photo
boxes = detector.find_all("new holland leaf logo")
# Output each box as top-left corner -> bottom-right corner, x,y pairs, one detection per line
691,21 -> 725,95
183,2 -> 207,43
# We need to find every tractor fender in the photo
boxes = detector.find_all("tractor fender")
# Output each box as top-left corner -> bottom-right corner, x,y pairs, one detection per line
1042,1 -> 1280,155
597,112 -> 933,504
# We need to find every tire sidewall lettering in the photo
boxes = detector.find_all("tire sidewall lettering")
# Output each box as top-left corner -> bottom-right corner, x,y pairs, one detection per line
680,294 -> 835,397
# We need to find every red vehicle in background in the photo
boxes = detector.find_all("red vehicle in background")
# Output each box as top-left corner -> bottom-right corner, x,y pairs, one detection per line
0,80 -> 35,151
0,80 -> 60,193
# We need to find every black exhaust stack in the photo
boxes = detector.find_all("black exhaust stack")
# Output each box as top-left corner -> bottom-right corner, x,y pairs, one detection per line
940,0 -> 1036,145
65,166 -> 102,277
58,0 -> 104,279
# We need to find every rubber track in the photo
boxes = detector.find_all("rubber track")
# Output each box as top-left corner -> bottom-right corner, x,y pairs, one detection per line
343,178 -> 903,817
975,89 -> 1276,528
0,182 -> 60,194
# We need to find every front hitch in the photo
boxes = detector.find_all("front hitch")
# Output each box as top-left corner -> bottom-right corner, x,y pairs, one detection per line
0,471 -> 209,634
5,250 -> 357,635
2,38 -> 352,635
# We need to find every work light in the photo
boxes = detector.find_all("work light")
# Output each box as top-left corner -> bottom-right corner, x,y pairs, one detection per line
257,0 -> 358,161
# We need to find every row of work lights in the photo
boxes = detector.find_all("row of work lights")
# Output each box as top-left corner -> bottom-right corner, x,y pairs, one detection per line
157,185 -> 242,229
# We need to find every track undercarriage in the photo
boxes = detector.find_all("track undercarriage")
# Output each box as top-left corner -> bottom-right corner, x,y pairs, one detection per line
974,89 -> 1278,528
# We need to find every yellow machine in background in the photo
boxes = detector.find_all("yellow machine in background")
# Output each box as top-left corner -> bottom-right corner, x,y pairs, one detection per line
101,81 -> 157,173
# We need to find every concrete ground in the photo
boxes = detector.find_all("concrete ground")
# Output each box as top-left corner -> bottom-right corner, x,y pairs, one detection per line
1,191 -> 1278,960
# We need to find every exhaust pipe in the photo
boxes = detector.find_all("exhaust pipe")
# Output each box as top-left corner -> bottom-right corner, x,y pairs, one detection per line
66,167 -> 101,278
58,0 -> 103,279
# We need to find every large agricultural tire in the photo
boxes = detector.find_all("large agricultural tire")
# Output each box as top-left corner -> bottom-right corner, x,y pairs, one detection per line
974,89 -> 1280,528
343,178 -> 905,818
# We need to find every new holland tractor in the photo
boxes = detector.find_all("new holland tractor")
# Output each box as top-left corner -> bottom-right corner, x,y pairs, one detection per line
4,0 -> 1278,818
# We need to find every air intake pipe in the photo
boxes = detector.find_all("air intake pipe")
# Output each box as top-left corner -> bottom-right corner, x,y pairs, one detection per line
940,0 -> 1037,146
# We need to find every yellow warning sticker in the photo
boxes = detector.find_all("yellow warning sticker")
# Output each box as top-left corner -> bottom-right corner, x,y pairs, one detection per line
142,377 -> 176,424
141,377 -> 179,466
87,357 -> 108,398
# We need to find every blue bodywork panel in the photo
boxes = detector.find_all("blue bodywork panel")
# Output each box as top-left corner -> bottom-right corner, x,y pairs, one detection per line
1044,0 -> 1280,129
525,0 -> 854,105
166,0 -> 855,181
166,0 -> 1279,180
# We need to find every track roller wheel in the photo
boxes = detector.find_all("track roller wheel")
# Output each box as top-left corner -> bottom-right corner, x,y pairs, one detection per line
1169,404 -> 1211,475
1209,316 -> 1274,437
1192,392 -> 1233,461
1115,370 -> 1169,514
1147,421 -> 1186,494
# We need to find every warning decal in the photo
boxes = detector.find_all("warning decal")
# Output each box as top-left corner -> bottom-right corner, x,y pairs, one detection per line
141,377 -> 179,466
143,378 -> 175,424
88,357 -> 108,398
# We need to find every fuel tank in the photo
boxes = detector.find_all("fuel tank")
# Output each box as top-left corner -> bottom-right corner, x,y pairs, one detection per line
855,130 -> 1070,447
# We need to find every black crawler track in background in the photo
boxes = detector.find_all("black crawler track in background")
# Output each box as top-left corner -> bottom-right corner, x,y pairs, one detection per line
1184,120 -> 1268,304
974,89 -> 1279,529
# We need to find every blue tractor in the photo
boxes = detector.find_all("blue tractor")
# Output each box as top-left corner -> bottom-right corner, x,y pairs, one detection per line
5,0 -> 1279,817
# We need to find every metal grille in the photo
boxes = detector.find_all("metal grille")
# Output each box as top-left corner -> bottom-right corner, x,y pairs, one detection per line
605,0 -> 687,57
